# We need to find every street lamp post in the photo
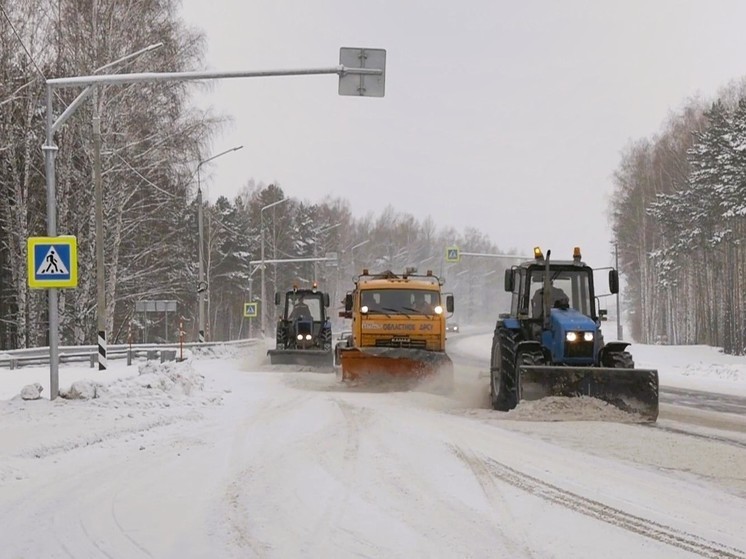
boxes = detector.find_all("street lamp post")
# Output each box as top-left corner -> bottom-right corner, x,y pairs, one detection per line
92,42 -> 163,371
350,239 -> 370,276
260,198 -> 291,336
196,145 -> 244,342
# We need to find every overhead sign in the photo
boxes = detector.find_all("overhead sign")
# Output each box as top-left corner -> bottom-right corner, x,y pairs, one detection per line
338,47 -> 386,97
27,236 -> 78,289
445,246 -> 460,263
243,302 -> 258,318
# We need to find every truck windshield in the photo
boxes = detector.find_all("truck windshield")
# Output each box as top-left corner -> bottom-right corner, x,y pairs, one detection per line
360,289 -> 440,315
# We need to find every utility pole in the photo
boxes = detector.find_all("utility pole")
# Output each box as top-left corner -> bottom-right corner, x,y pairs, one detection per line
196,146 -> 243,342
260,198 -> 290,336
92,38 -> 163,370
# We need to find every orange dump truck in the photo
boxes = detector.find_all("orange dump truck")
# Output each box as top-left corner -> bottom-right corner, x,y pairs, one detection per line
337,269 -> 454,388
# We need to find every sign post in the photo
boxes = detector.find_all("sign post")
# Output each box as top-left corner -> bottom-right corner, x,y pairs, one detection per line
243,302 -> 259,318
445,246 -> 460,263
27,235 -> 78,399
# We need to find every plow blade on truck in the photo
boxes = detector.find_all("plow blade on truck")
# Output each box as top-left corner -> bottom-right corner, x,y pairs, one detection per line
517,365 -> 659,421
339,347 -> 454,391
267,349 -> 333,368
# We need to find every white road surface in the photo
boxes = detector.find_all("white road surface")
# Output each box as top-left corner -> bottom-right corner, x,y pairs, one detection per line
0,338 -> 745,558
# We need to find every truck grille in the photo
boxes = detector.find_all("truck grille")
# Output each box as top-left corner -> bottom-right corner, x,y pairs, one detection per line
565,340 -> 594,359
375,338 -> 427,349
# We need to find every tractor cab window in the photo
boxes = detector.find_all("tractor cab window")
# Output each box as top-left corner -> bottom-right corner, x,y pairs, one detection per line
360,289 -> 440,315
527,269 -> 592,318
287,294 -> 323,321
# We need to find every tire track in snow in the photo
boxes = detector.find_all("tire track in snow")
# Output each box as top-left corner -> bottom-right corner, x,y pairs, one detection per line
221,391 -> 318,557
648,423 -> 746,451
449,445 -> 538,559
469,451 -> 745,559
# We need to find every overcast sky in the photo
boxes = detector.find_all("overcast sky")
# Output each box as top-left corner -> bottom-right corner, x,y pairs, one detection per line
179,0 -> 746,268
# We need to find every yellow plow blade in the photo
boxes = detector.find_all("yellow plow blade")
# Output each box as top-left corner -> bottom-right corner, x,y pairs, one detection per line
339,347 -> 453,389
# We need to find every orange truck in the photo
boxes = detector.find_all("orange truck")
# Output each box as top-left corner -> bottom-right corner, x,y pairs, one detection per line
337,269 -> 454,388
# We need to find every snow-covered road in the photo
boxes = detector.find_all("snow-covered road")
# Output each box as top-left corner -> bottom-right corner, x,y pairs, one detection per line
1,339 -> 745,558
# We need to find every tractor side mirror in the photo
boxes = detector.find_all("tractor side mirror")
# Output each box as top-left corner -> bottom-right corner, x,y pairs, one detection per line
504,269 -> 514,292
344,293 -> 353,312
274,292 -> 281,305
609,270 -> 619,294
323,293 -> 330,307
446,294 -> 454,313
599,308 -> 608,321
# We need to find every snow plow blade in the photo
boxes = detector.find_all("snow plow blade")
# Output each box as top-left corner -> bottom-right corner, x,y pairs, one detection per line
517,365 -> 659,421
267,349 -> 333,368
339,347 -> 453,389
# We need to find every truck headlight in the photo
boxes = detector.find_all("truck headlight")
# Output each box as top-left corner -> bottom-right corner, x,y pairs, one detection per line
566,332 -> 578,342
434,305 -> 443,315
583,332 -> 594,342
305,334 -> 312,340
297,334 -> 303,340
361,305 -> 369,314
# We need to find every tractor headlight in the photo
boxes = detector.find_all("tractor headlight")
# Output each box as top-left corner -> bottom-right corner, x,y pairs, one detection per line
583,332 -> 594,342
296,334 -> 303,341
565,332 -> 578,342
305,334 -> 312,341
434,305 -> 443,315
361,305 -> 369,314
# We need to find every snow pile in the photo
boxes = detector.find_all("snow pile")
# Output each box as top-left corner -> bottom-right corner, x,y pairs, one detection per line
19,383 -> 43,400
127,359 -> 205,396
60,380 -> 98,400
50,360 -> 210,405
504,396 -> 642,422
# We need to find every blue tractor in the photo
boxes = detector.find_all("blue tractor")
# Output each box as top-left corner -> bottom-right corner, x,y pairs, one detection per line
267,284 -> 333,367
489,247 -> 659,421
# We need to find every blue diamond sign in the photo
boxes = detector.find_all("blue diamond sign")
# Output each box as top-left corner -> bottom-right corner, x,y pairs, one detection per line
243,302 -> 258,318
27,236 -> 78,289
445,246 -> 460,263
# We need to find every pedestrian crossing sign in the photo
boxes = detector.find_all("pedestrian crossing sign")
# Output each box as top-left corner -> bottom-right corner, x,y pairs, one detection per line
27,236 -> 78,289
445,246 -> 460,263
243,302 -> 258,318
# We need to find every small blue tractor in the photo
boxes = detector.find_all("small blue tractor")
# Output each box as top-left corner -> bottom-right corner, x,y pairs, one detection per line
489,247 -> 659,421
267,283 -> 333,367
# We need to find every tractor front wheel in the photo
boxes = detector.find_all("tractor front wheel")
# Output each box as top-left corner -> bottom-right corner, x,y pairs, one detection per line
490,328 -> 517,411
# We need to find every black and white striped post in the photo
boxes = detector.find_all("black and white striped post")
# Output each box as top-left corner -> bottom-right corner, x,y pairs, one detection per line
98,330 -> 107,370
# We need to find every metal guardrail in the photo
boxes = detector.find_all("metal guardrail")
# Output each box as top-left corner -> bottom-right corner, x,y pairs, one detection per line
0,339 -> 261,370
